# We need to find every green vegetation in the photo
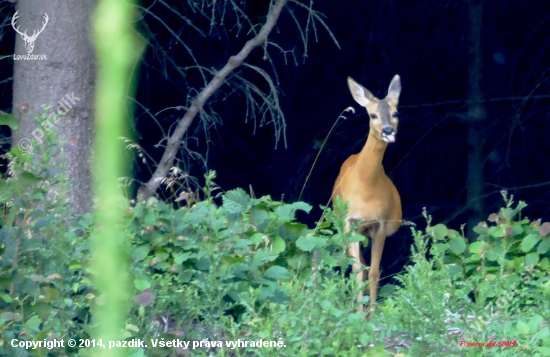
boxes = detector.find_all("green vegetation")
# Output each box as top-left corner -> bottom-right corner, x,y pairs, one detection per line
380,193 -> 550,356
0,127 -> 549,356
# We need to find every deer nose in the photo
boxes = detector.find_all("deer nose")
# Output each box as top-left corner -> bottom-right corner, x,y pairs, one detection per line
382,126 -> 394,135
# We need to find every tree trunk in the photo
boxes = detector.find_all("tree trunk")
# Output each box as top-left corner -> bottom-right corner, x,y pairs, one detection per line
12,0 -> 96,215
466,0 -> 486,242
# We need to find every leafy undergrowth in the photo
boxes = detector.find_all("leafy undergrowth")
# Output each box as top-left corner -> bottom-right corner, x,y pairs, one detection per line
379,193 -> 550,357
0,131 -> 549,356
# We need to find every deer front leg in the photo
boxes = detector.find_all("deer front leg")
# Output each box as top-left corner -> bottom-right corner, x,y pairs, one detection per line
347,240 -> 366,310
368,230 -> 387,316
345,220 -> 366,310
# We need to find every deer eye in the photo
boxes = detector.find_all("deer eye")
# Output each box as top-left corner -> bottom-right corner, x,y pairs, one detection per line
370,113 -> 378,120
392,112 -> 399,118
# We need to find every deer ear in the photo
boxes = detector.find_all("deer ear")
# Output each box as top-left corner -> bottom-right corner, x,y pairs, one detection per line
386,74 -> 401,104
347,77 -> 375,107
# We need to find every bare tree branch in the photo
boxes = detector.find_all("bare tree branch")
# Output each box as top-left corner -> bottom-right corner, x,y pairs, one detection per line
137,0 -> 288,201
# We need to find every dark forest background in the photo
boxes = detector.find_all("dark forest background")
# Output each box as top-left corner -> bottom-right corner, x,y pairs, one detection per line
1,0 -> 549,283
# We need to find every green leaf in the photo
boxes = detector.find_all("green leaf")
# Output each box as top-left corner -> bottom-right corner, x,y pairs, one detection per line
347,311 -> 363,324
281,222 -> 308,240
0,114 -> 18,130
153,262 -> 170,271
0,180 -> 15,204
133,278 -> 151,291
448,236 -> 466,255
430,224 -> 448,240
1,312 -> 21,322
131,246 -> 149,262
154,251 -> 169,262
189,202 -> 209,224
33,215 -> 55,231
501,208 -> 514,219
433,243 -> 449,254
535,326 -> 550,340
271,237 -> 285,254
513,201 -> 527,215
473,225 -> 488,235
258,284 -> 275,300
445,264 -> 463,278
222,188 -> 251,214
490,225 -> 506,237
24,315 -> 42,331
517,321 -> 530,335
226,290 -> 241,302
328,305 -> 344,318
287,254 -> 307,269
178,270 -> 193,283
511,223 -> 524,236
173,252 -> 191,264
274,205 -> 295,222
537,238 -> 550,254
289,201 -> 312,214
270,288 -> 290,304
42,287 -> 60,302
250,232 -> 264,245
469,241 -> 488,255
486,245 -> 504,261
251,208 -> 268,228
521,234 -> 540,252
275,202 -> 312,222
528,315 -> 544,333
234,239 -> 252,250
132,204 -> 144,219
469,243 -> 481,255
379,284 -> 396,297
525,252 -> 539,266
19,171 -> 42,186
447,229 -> 461,238
323,255 -> 338,266
359,333 -> 372,346
143,209 -> 156,226
347,233 -> 366,243
33,301 -> 51,321
195,256 -> 211,271
503,273 -> 520,289
296,235 -> 327,251
264,266 -> 291,280
537,346 -> 550,355
250,248 -> 279,268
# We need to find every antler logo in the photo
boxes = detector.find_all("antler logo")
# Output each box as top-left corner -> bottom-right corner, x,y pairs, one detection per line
12,11 -> 49,54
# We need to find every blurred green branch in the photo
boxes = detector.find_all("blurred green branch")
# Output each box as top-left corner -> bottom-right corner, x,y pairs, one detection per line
91,0 -> 143,356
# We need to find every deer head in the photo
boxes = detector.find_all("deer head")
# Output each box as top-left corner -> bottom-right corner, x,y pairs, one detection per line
12,11 -> 49,54
347,75 -> 402,143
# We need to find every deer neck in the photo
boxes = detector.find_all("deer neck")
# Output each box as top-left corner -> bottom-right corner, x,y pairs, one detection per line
357,132 -> 388,181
